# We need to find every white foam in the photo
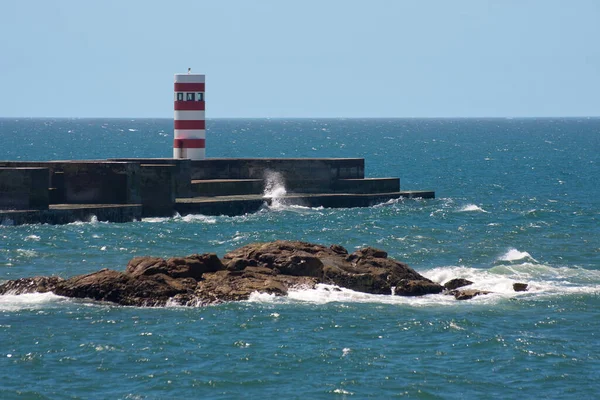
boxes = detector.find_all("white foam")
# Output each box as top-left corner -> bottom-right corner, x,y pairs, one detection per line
425,262 -> 600,297
245,262 -> 600,307
0,292 -> 66,311
248,284 -> 458,307
181,214 -> 217,224
373,197 -> 404,207
497,248 -> 538,263
141,216 -> 171,223
332,389 -> 353,395
423,266 -> 528,295
458,204 -> 489,213
16,249 -> 38,258
144,213 -> 218,224
66,215 -> 101,226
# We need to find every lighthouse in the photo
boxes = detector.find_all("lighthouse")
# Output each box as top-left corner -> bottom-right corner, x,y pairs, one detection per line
173,72 -> 205,159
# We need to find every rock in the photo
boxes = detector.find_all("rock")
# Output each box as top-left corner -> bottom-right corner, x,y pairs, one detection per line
346,247 -> 388,260
224,257 -> 256,271
126,253 -> 223,280
513,282 -> 528,292
125,257 -> 167,277
449,289 -> 492,301
0,240 -> 445,307
223,241 -> 328,277
53,268 -> 198,307
444,278 -> 473,290
395,279 -> 445,296
0,276 -> 64,295
224,240 -> 441,295
329,244 -> 348,255
194,268 -> 318,304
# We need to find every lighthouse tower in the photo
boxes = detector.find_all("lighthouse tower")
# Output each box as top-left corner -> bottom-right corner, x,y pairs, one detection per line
173,72 -> 205,159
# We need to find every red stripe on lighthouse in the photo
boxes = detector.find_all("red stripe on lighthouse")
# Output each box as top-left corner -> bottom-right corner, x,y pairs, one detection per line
174,82 -> 205,91
174,138 -> 205,148
174,120 -> 205,130
174,101 -> 205,111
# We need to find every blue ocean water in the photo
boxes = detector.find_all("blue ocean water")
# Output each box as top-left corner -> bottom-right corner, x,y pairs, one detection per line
0,118 -> 599,399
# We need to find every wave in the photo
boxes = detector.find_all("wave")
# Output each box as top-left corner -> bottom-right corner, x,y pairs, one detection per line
458,204 -> 489,213
246,262 -> 600,307
247,284 -> 458,306
15,249 -> 38,258
496,248 -> 538,263
65,215 -> 101,226
373,197 -> 405,207
142,213 -> 217,224
424,262 -> 600,297
0,292 -> 66,312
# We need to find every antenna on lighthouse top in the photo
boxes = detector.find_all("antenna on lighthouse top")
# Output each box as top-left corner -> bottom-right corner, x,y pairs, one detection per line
187,67 -> 191,74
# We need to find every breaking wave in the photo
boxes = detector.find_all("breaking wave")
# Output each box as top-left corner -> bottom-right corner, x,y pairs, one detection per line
0,292 -> 67,312
458,204 -> 488,213
496,248 -> 538,263
247,261 -> 600,307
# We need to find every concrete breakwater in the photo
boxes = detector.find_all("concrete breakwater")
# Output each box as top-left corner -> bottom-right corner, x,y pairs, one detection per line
0,158 -> 434,225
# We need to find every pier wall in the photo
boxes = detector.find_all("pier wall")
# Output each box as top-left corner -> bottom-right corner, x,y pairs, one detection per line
190,158 -> 365,193
0,158 -> 433,225
0,167 -> 49,210
60,162 -> 141,204
139,164 -> 176,217
110,158 -> 191,198
0,161 -> 142,205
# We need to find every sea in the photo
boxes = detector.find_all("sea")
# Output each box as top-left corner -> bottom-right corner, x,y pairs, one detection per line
0,118 -> 599,399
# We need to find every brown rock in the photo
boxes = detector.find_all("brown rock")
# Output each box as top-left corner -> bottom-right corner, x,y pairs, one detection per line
194,269 -> 317,304
53,268 -> 198,306
444,278 -> 473,290
126,253 -> 223,280
125,257 -> 168,278
450,289 -> 492,300
223,241 -> 328,277
395,279 -> 445,296
329,244 -> 348,255
346,247 -> 388,261
513,282 -> 528,292
165,253 -> 223,279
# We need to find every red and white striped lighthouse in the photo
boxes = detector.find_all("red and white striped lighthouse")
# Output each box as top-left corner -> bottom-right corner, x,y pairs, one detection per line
173,72 -> 205,159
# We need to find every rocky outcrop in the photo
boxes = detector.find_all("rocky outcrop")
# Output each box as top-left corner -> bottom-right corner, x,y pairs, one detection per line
0,240 -> 447,307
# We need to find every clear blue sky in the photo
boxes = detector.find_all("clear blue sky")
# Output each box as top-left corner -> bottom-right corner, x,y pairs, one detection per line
1,0 -> 599,118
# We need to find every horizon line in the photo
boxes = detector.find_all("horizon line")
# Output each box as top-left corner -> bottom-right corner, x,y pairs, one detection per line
2,115 -> 600,120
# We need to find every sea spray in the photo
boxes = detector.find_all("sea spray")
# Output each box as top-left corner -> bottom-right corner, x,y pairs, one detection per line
263,170 -> 288,208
